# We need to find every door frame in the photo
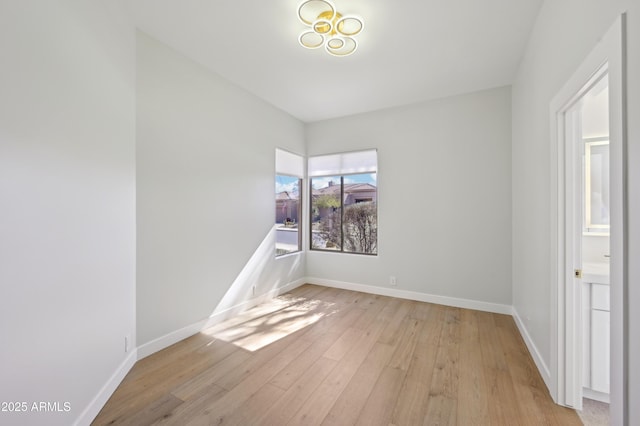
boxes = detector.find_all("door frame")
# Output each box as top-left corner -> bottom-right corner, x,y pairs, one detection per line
549,13 -> 627,422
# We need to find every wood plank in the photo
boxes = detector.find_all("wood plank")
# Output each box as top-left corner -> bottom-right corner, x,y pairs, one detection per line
299,294 -> 366,340
422,307 -> 461,426
389,304 -> 444,425
286,317 -> 387,425
355,366 -> 406,426
288,283 -> 330,299
126,333 -> 215,381
456,309 -> 490,425
92,393 -> 184,426
152,384 -> 227,426
182,337 -> 313,425
226,306 -> 324,352
351,294 -> 389,330
322,327 -> 365,361
94,337 -> 240,422
321,342 -> 395,426
408,299 -> 432,321
326,304 -> 367,333
202,301 -> 301,339
94,286 -> 582,426
269,330 -> 341,390
170,348 -> 251,400
387,317 -> 424,370
493,314 -> 582,426
423,395 -> 457,426
373,297 -> 403,324
476,311 -> 524,426
258,357 -> 337,426
377,300 -> 413,346
220,383 -> 285,426
200,284 -> 335,340
214,328 -> 310,391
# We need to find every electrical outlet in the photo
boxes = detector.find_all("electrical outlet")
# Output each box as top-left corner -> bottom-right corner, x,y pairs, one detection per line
124,335 -> 131,353
390,276 -> 397,286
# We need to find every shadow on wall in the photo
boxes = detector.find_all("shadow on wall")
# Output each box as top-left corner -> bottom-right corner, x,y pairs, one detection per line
207,225 -> 304,326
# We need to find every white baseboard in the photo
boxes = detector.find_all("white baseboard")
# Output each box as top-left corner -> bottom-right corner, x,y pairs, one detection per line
136,318 -> 208,360
199,278 -> 306,330
81,277 -> 555,426
512,307 -> 552,391
307,278 -> 556,399
137,278 -> 306,359
75,349 -> 138,426
305,277 -> 513,315
583,387 -> 610,404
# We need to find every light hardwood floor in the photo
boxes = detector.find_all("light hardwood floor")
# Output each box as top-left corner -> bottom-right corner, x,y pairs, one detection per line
93,284 -> 581,426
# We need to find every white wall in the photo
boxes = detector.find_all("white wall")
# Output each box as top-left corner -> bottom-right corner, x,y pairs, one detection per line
306,87 -> 512,307
583,235 -> 610,263
0,2 -> 136,425
136,32 -> 306,348
511,0 -> 639,424
582,79 -> 609,139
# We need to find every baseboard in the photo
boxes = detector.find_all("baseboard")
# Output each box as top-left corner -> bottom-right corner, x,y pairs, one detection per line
200,278 -> 306,329
583,387 -> 610,403
137,278 -> 306,359
74,349 -> 137,426
137,317 -> 208,360
512,307 -> 552,391
305,277 -> 513,315
306,278 -> 558,397
82,277 -> 552,426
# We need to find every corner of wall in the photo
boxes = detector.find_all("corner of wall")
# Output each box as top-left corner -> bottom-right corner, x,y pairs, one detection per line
511,306 -> 553,394
305,276 -> 513,315
136,277 -> 306,360
75,350 -> 138,426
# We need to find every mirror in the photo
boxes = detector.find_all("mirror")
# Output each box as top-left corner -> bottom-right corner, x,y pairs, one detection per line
584,138 -> 609,234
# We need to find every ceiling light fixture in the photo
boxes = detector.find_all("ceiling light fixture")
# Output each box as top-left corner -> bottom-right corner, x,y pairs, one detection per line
297,0 -> 363,57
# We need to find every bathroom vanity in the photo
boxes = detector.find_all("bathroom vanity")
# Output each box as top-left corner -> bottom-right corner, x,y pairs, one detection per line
582,261 -> 610,402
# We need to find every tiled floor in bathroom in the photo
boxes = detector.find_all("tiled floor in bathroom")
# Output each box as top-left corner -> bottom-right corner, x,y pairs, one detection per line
578,398 -> 609,425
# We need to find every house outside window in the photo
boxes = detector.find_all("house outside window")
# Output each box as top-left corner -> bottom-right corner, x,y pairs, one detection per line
275,149 -> 304,256
309,150 -> 378,255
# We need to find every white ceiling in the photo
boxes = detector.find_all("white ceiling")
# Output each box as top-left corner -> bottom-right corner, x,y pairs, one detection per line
127,0 -> 543,123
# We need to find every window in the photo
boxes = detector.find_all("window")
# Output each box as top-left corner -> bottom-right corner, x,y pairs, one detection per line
275,149 -> 303,256
309,150 -> 377,255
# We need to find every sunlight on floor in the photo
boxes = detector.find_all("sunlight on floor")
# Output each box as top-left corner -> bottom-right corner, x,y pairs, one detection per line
202,295 -> 338,351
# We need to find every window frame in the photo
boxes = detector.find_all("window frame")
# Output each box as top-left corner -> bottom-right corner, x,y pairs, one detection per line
275,147 -> 304,258
275,173 -> 303,257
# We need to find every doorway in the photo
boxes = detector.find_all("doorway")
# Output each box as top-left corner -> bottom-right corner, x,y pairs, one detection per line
564,69 -> 611,412
549,14 -> 627,425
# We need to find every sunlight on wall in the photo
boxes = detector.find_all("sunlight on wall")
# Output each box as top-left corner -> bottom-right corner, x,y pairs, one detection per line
203,225 -> 310,350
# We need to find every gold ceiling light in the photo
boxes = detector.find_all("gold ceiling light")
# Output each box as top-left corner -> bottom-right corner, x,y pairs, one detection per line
297,0 -> 364,57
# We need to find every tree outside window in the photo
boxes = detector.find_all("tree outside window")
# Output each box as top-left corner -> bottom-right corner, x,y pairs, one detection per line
310,173 -> 377,255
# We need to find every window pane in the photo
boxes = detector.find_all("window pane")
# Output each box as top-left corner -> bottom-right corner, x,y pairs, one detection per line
311,176 -> 342,251
276,175 -> 301,256
343,173 -> 377,254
